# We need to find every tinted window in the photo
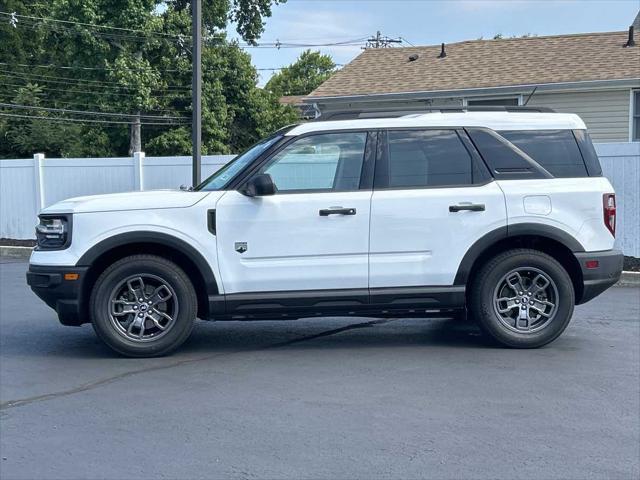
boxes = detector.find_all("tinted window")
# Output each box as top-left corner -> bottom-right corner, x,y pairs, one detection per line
258,132 -> 366,192
500,130 -> 588,178
383,130 -> 474,188
466,128 -> 544,179
573,129 -> 602,176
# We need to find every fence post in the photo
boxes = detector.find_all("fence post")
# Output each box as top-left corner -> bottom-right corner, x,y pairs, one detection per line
33,153 -> 45,212
133,151 -> 145,191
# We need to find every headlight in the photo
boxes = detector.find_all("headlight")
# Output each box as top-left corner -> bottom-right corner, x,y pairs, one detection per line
35,215 -> 71,250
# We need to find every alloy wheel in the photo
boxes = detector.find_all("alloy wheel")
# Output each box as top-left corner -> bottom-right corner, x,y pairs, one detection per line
493,267 -> 559,333
108,274 -> 179,342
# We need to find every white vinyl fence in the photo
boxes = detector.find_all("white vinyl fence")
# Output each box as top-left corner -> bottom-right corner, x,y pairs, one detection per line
0,153 -> 233,240
1,144 -> 639,257
595,142 -> 640,258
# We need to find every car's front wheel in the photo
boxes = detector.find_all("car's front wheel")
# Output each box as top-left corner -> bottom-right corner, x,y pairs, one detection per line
469,248 -> 575,348
90,255 -> 197,357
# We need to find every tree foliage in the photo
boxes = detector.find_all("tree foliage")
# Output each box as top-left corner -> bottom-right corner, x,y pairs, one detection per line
265,49 -> 336,97
0,0 -> 297,158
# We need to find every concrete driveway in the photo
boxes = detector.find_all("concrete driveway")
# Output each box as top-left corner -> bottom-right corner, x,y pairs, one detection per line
1,258 -> 638,480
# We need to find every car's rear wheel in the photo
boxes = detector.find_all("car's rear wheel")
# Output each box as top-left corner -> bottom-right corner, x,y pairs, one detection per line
469,248 -> 575,348
90,255 -> 197,357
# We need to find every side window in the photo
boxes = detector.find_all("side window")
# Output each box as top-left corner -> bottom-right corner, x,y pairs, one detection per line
499,130 -> 588,178
466,128 -> 549,180
259,132 -> 367,192
380,129 -> 475,188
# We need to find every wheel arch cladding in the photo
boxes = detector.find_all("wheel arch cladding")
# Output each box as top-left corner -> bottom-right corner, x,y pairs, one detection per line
455,224 -> 584,302
77,232 -> 218,321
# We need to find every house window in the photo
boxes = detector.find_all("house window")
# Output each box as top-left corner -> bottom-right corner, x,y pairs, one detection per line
633,90 -> 640,142
466,97 -> 519,107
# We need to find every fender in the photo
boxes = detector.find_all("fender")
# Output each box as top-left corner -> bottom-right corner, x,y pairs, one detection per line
454,223 -> 585,285
76,231 -> 219,295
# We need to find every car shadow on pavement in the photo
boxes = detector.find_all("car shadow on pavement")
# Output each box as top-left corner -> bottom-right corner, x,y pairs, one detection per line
1,316 -> 488,361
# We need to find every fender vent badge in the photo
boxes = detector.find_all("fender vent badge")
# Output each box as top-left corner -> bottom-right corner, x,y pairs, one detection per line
235,242 -> 248,254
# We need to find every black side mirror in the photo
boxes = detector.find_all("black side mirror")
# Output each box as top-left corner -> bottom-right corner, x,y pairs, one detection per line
242,173 -> 277,197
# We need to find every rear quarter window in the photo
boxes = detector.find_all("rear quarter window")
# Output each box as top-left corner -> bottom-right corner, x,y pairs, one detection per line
498,129 -> 589,178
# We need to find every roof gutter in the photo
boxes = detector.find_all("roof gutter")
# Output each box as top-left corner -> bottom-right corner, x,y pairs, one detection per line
303,78 -> 640,104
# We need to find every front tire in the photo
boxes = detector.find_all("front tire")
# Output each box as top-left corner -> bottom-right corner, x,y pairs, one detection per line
90,255 -> 197,357
469,248 -> 575,348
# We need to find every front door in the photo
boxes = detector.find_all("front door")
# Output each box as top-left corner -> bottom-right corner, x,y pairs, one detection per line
216,131 -> 374,299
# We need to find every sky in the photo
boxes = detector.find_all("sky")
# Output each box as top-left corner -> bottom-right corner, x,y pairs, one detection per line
228,0 -> 640,86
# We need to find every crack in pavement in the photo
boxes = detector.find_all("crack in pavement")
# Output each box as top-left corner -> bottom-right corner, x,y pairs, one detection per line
0,317 -> 399,411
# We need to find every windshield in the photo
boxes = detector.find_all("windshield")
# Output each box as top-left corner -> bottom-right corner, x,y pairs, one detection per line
195,135 -> 283,191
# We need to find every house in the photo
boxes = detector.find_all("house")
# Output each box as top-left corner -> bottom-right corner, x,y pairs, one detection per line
304,24 -> 640,143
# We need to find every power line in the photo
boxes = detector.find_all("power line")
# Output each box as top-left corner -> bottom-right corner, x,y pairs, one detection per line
3,12 -> 368,48
0,61 -> 183,73
1,61 -> 342,74
0,95 -> 183,115
3,81 -> 189,99
3,11 -> 368,44
0,70 -> 191,90
0,89 -> 183,112
399,36 -> 415,47
0,11 -> 185,39
0,112 -> 188,126
0,103 -> 189,120
13,19 -> 189,45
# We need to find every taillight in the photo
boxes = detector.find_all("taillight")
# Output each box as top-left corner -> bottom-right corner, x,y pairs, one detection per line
603,193 -> 616,237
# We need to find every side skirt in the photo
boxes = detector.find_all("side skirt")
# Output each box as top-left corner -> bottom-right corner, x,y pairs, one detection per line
207,286 -> 465,320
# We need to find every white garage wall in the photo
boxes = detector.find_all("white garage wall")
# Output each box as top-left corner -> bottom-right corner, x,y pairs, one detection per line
1,145 -> 639,258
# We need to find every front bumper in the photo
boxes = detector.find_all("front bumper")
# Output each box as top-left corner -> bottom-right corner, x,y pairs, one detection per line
26,265 -> 89,326
574,249 -> 623,305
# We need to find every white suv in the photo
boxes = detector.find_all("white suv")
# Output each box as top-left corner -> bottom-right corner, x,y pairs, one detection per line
27,109 -> 623,357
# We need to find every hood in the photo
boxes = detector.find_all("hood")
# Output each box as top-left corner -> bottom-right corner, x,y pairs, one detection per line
41,190 -> 212,214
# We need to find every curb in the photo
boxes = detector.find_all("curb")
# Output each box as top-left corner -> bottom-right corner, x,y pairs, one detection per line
1,246 -> 639,287
0,246 -> 32,259
617,271 -> 640,287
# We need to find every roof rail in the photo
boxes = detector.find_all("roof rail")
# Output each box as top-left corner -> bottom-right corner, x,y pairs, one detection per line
316,105 -> 556,121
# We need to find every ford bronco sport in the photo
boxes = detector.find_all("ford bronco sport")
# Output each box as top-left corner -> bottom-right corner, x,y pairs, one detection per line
27,108 -> 624,357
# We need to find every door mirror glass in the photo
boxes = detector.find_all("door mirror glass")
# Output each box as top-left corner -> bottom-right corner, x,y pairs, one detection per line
242,173 -> 277,197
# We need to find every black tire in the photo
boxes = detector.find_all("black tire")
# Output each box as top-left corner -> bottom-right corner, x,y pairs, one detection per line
90,255 -> 197,357
469,248 -> 575,348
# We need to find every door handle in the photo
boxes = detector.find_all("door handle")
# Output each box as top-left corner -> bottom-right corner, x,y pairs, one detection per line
449,203 -> 485,212
319,207 -> 356,216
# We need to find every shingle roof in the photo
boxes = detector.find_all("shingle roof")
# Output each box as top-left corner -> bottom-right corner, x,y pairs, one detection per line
278,95 -> 307,106
308,31 -> 640,98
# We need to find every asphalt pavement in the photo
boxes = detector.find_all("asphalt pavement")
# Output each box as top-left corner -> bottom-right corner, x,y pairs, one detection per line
1,257 -> 639,480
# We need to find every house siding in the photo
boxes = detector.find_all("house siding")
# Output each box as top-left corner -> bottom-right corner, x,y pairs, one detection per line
527,89 -> 631,142
314,88 -> 634,143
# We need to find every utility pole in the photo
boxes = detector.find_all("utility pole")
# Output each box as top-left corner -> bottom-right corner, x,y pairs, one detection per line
365,31 -> 402,49
191,0 -> 202,187
128,111 -> 141,155
129,51 -> 143,155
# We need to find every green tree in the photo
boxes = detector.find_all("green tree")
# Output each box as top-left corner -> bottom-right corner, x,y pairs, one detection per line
265,49 -> 336,97
0,0 -> 294,158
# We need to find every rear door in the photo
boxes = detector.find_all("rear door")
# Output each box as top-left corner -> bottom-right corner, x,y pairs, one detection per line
369,128 -> 507,288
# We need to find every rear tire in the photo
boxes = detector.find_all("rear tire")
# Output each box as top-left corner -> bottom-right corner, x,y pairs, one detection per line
90,255 -> 197,357
469,248 -> 574,348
